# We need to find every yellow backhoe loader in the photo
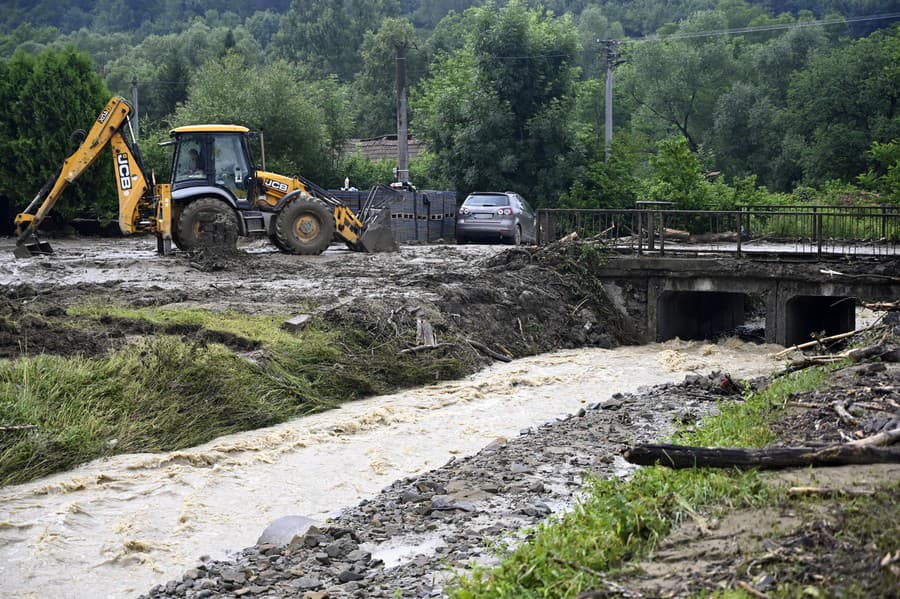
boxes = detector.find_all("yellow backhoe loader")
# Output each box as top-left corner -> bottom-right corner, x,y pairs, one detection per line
13,96 -> 396,258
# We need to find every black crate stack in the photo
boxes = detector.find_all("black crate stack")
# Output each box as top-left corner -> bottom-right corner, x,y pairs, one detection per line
329,189 -> 457,243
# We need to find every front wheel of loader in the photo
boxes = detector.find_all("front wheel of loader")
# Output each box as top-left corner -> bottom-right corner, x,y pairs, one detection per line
176,198 -> 239,251
274,196 -> 335,255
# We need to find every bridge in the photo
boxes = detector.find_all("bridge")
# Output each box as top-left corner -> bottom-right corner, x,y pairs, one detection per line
537,205 -> 900,346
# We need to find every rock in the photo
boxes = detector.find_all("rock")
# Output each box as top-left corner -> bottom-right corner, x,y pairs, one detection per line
324,537 -> 358,558
257,515 -> 319,547
337,569 -> 364,583
282,314 -> 312,331
346,549 -> 372,563
293,576 -> 322,591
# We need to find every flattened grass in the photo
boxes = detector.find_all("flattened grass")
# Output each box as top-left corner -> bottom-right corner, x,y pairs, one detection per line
1,305 -> 472,485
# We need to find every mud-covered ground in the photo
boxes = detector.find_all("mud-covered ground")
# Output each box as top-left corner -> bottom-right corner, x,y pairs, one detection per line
3,236 -> 898,598
0,236 -> 622,363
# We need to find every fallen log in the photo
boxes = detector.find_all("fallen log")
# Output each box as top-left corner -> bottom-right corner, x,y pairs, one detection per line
466,339 -> 513,362
774,328 -> 869,358
847,426 -> 900,448
399,342 -> 458,355
622,443 -> 900,470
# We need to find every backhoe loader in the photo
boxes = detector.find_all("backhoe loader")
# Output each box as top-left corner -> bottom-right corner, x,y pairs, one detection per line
13,96 -> 396,258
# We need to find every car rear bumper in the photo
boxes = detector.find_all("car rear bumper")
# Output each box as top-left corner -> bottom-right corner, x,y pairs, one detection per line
456,218 -> 516,238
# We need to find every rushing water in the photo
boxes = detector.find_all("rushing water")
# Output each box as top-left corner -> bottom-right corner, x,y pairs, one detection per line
0,339 -> 786,599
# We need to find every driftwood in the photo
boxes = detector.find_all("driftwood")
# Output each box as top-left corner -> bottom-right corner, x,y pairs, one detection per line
847,426 -> 900,448
736,581 -> 771,599
399,343 -> 457,355
832,400 -> 858,425
466,339 -> 513,362
865,301 -> 900,311
1,424 -> 38,433
787,486 -> 875,497
774,328 -> 868,358
622,442 -> 900,470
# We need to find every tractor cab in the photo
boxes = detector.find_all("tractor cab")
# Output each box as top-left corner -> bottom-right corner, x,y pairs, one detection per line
170,125 -> 254,208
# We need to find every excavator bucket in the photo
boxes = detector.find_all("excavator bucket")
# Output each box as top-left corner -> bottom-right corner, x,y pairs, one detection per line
14,240 -> 53,259
356,208 -> 398,253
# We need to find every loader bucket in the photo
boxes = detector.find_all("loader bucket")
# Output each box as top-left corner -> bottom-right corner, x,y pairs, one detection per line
14,240 -> 53,258
356,209 -> 398,253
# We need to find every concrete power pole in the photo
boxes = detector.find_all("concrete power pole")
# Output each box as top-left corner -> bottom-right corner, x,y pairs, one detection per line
131,77 -> 140,140
602,40 -> 622,160
395,44 -> 409,185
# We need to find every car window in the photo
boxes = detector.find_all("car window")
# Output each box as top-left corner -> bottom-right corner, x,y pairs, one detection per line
464,194 -> 510,207
518,196 -> 534,215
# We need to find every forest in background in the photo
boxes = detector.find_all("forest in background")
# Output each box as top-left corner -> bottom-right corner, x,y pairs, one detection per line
0,0 -> 898,224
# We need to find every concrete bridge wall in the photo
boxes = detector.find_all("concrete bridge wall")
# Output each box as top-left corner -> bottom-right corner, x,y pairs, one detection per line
597,256 -> 900,346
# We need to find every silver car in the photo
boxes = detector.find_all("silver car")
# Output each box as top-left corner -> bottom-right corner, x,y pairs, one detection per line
456,192 -> 537,245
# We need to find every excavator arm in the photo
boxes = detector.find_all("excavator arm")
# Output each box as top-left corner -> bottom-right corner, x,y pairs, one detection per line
14,96 -> 171,258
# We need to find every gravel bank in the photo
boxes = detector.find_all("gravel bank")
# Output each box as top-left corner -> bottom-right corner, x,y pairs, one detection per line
140,372 -> 743,599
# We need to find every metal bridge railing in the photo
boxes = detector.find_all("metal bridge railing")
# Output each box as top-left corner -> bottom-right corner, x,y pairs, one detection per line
537,205 -> 900,257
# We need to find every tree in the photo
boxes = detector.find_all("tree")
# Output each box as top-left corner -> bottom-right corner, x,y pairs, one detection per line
353,17 -> 422,137
271,0 -> 400,81
644,136 -> 713,210
0,47 -> 114,220
560,134 -> 643,209
857,139 -> 900,203
710,24 -> 831,190
173,53 -> 333,181
414,2 -> 580,205
785,26 -> 900,186
621,11 -> 737,152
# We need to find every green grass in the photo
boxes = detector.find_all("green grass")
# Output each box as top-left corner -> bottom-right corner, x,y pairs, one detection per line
449,368 -> 830,598
0,305 -> 473,485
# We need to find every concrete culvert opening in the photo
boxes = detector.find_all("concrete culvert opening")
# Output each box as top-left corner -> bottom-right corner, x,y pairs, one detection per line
657,291 -> 749,341
784,295 -> 855,347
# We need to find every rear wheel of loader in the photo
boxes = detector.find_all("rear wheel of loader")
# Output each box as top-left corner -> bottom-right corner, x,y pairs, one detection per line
176,197 -> 239,251
274,196 -> 335,255
268,234 -> 289,252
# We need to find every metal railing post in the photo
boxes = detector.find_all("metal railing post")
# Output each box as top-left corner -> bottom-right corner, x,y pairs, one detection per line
815,207 -> 822,256
659,211 -> 666,255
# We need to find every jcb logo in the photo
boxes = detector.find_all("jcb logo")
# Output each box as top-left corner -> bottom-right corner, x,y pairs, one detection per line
98,109 -> 110,124
264,178 -> 289,193
117,153 -> 132,191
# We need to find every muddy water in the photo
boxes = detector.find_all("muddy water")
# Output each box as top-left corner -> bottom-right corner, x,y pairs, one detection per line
0,339 -> 785,599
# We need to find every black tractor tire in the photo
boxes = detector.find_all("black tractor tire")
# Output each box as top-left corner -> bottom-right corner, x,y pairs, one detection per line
274,196 -> 335,255
175,198 -> 239,251
268,234 -> 290,252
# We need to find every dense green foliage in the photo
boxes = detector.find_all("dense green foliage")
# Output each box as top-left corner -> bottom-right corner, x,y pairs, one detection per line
1,1 -> 898,216
0,47 -> 114,220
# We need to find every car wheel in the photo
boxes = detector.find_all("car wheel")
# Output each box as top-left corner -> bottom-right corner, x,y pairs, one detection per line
508,225 -> 522,246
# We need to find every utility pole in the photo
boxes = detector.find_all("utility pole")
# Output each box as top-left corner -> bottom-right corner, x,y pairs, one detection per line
395,43 -> 409,185
602,39 -> 622,160
131,77 -> 140,141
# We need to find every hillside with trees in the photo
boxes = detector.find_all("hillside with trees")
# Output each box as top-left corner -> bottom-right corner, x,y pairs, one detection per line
1,0 -> 898,226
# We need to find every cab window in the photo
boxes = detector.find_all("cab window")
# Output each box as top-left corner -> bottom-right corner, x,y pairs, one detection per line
213,134 -> 250,198
174,135 -> 205,183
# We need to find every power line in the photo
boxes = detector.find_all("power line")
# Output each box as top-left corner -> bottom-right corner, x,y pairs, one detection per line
634,11 -> 900,43
485,11 -> 900,61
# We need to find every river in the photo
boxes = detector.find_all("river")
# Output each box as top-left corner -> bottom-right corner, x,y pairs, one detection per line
0,338 -> 785,598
